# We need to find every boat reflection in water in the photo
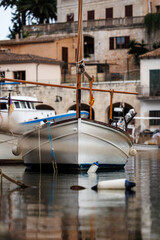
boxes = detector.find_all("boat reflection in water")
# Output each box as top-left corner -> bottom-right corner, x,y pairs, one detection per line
1,150 -> 160,239
0,168 -> 138,240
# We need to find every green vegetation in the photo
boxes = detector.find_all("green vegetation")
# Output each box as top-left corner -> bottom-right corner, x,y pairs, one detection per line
153,41 -> 160,50
0,0 -> 57,39
144,13 -> 160,36
128,39 -> 149,65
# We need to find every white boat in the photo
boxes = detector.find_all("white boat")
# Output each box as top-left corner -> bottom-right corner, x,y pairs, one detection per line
0,95 -> 89,161
0,131 -> 22,162
19,118 -> 133,170
0,95 -> 89,133
11,0 -> 137,170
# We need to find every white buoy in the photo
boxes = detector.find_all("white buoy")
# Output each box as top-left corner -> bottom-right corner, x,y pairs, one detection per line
12,146 -> 21,156
129,148 -> 137,156
87,161 -> 99,173
92,178 -> 136,191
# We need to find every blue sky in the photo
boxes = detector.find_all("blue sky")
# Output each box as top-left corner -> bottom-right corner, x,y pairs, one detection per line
0,7 -> 12,40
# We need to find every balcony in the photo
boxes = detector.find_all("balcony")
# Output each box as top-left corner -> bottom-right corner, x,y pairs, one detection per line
23,16 -> 144,36
137,86 -> 160,100
61,68 -> 140,84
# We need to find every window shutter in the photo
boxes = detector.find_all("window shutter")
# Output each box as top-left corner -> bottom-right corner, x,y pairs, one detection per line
125,5 -> 133,17
106,8 -> 113,19
125,36 -> 130,48
88,10 -> 95,20
67,13 -> 74,22
110,37 -> 114,50
150,70 -> 160,96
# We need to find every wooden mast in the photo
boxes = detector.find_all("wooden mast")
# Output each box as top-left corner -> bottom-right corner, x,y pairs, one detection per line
76,0 -> 83,118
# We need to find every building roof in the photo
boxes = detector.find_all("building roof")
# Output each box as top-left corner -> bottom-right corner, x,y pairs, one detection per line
140,48 -> 160,59
0,51 -> 63,65
0,35 -> 76,46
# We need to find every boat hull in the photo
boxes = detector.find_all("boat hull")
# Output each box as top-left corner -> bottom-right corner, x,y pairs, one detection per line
0,132 -> 22,162
20,118 -> 133,171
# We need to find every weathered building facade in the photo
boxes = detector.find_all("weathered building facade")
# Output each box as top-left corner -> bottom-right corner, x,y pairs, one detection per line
57,0 -> 149,22
0,52 -> 62,84
1,0 -> 160,81
139,48 -> 160,132
1,0 -> 160,138
20,0 -> 159,80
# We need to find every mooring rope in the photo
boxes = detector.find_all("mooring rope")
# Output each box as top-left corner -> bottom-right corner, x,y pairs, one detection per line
38,127 -> 42,173
38,127 -> 42,218
0,168 -> 30,189
47,122 -> 57,174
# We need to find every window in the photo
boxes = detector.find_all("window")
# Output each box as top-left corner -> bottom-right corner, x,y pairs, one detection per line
109,36 -> 130,50
67,13 -> 74,22
156,6 -> 160,13
125,5 -> 133,17
21,102 -> 27,108
149,111 -> 160,126
26,102 -> 31,109
87,10 -> 94,20
150,70 -> 160,96
84,36 -> 94,56
31,103 -> 35,109
14,102 -> 20,109
0,71 -> 5,78
13,71 -> 26,80
97,64 -> 105,73
110,37 -> 114,50
0,103 -> 7,110
106,8 -> 113,19
116,37 -> 122,49
62,47 -> 68,70
0,71 -> 5,83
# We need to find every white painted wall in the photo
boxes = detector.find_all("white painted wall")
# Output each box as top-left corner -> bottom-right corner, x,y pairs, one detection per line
140,58 -> 160,132
0,63 -> 61,84
140,58 -> 160,95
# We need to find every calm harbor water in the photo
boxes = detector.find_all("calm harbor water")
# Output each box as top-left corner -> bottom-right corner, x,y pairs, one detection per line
0,150 -> 160,240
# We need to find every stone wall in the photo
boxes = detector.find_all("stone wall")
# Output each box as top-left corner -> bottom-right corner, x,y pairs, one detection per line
1,80 -> 140,124
57,0 -> 148,22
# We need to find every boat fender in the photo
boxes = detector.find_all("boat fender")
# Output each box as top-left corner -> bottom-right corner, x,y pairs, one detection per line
12,146 -> 21,156
129,148 -> 137,156
91,178 -> 136,191
87,161 -> 99,173
0,114 -> 3,125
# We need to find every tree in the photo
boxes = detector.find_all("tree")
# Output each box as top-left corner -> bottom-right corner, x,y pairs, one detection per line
0,0 -> 57,39
144,13 -> 160,36
8,11 -> 22,39
24,0 -> 57,24
0,0 -> 27,38
153,41 -> 160,50
128,39 -> 149,65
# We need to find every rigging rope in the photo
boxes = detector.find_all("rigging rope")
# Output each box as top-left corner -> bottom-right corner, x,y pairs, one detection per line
38,127 -> 42,173
0,136 -> 19,145
47,122 -> 57,174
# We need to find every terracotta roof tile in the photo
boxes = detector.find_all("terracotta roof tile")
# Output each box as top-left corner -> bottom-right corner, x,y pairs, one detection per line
140,48 -> 160,59
0,35 -> 76,46
0,52 -> 63,65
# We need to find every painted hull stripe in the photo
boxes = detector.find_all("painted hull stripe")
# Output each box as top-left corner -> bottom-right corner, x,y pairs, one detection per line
20,112 -> 89,125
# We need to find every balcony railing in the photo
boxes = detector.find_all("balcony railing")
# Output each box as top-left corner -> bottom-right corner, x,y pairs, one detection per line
23,16 -> 144,36
137,86 -> 160,98
61,69 -> 140,84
